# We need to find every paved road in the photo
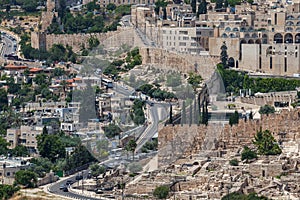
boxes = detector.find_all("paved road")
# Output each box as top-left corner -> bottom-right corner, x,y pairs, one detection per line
1,32 -> 16,57
135,102 -> 168,152
113,82 -> 134,97
49,170 -> 104,200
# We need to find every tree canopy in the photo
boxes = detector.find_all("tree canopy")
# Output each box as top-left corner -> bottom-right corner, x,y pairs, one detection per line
103,123 -> 122,139
253,129 -> 282,155
0,185 -> 19,200
89,163 -> 106,178
37,133 -> 66,163
153,185 -> 169,199
229,111 -> 239,126
14,170 -> 37,188
241,146 -> 257,162
259,105 -> 275,115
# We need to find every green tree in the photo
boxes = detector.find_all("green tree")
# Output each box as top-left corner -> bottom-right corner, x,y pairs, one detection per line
153,185 -> 169,199
89,163 -> 106,178
103,123 -> 122,138
253,129 -> 282,155
0,185 -> 19,200
187,72 -> 203,91
125,139 -> 137,161
29,157 -> 53,178
229,111 -> 239,126
64,145 -> 96,171
241,146 -> 257,162
154,0 -> 168,15
191,0 -> 197,13
33,74 -> 48,86
11,145 -> 29,157
259,105 -> 275,115
37,134 -> 65,163
14,170 -> 37,188
107,3 -> 116,11
197,0 -> 207,16
88,36 -> 100,50
220,41 -> 228,68
0,137 -> 9,156
0,88 -> 8,111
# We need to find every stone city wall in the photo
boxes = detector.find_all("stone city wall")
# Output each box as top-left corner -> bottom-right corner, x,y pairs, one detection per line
158,108 -> 300,167
140,47 -> 218,80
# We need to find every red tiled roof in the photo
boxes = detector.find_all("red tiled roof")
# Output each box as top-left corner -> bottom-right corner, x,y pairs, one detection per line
29,68 -> 43,73
4,64 -> 28,70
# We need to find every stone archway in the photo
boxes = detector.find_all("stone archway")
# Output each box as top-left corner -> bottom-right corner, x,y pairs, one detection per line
274,33 -> 283,43
228,57 -> 235,67
285,33 -> 293,43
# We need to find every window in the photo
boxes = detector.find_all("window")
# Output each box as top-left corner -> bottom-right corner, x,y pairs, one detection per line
6,172 -> 10,176
270,57 -> 272,69
284,57 -> 287,72
179,42 -> 186,46
259,57 -> 262,69
183,37 -> 189,40
179,31 -> 188,35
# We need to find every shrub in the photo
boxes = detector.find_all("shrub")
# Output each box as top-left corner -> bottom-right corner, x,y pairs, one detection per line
241,146 -> 257,162
229,159 -> 239,166
153,185 -> 169,199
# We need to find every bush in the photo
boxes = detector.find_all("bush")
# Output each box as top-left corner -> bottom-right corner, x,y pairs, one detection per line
253,129 -> 282,155
153,185 -> 169,199
229,159 -> 239,166
241,146 -> 257,162
259,105 -> 275,115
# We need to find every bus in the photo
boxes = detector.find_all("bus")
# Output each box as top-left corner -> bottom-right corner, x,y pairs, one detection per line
101,78 -> 113,88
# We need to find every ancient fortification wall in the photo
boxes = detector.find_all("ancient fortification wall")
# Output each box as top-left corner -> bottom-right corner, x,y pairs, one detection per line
31,27 -> 145,52
158,108 -> 300,167
139,47 -> 218,80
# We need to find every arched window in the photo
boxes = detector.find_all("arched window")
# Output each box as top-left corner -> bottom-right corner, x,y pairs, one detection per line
286,21 -> 294,26
274,33 -> 283,43
230,33 -> 236,38
225,27 -> 231,32
222,33 -> 228,38
285,33 -> 293,43
262,34 -> 268,44
228,57 -> 235,67
285,27 -> 293,32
